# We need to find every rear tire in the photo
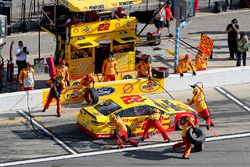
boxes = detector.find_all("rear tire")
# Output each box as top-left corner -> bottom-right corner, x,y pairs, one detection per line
84,88 -> 99,105
186,127 -> 206,145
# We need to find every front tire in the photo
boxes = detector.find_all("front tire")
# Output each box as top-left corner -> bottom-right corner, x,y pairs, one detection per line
84,88 -> 99,105
186,127 -> 206,145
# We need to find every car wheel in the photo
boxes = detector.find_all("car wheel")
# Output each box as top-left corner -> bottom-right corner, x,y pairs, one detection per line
126,125 -> 131,137
193,142 -> 204,152
123,75 -> 132,80
186,127 -> 206,145
84,88 -> 99,105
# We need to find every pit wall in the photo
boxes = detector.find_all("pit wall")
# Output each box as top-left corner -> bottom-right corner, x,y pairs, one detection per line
1,66 -> 250,113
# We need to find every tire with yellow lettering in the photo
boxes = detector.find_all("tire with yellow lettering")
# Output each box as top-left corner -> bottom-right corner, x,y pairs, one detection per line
84,88 -> 99,105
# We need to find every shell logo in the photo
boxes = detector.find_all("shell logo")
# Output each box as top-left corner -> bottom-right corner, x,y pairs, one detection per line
139,80 -> 161,93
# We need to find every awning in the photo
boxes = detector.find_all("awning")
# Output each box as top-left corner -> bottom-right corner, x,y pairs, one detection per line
71,38 -> 99,49
59,0 -> 142,12
115,31 -> 139,44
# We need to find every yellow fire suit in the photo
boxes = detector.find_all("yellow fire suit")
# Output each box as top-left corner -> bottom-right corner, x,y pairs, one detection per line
195,52 -> 208,71
18,67 -> 35,91
136,61 -> 152,78
176,59 -> 196,74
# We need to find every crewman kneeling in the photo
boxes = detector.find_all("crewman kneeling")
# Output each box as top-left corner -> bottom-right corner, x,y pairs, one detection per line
187,84 -> 214,129
102,52 -> 118,82
176,54 -> 196,77
18,63 -> 35,91
195,50 -> 208,71
42,77 -> 64,117
173,117 -> 195,159
142,108 -> 170,142
136,55 -> 152,79
109,113 -> 138,149
80,73 -> 95,88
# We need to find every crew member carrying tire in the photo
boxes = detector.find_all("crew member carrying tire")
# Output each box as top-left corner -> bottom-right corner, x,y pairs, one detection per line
173,117 -> 196,159
136,55 -> 152,79
109,113 -> 138,149
56,60 -> 70,86
80,73 -> 95,88
102,52 -> 118,82
18,63 -> 35,91
42,77 -> 64,117
187,84 -> 214,129
195,50 -> 208,71
176,54 -> 196,77
141,108 -> 170,142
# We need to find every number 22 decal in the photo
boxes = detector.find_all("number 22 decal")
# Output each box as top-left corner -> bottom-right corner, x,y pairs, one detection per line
97,23 -> 110,31
121,95 -> 145,104
199,34 -> 214,57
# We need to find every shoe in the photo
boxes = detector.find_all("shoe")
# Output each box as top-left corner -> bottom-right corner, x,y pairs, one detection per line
206,124 -> 210,130
182,155 -> 189,159
141,137 -> 145,141
169,33 -> 173,38
57,113 -> 61,117
42,109 -> 46,112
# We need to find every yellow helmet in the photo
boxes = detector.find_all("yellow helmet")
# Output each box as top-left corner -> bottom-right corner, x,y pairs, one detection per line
186,116 -> 195,123
153,108 -> 160,113
109,113 -> 116,121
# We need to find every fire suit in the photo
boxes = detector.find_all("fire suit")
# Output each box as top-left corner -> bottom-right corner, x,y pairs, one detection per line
188,85 -> 214,126
173,118 -> 195,159
56,65 -> 69,86
111,115 -> 138,148
102,58 -> 117,82
195,52 -> 208,71
80,75 -> 95,88
142,110 -> 170,141
18,67 -> 35,91
176,58 -> 196,74
136,61 -> 152,78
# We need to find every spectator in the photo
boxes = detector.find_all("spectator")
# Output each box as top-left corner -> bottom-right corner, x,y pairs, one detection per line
176,54 -> 196,77
15,41 -> 29,76
113,7 -> 128,20
164,1 -> 174,37
236,35 -> 249,66
18,63 -> 35,91
153,2 -> 166,34
226,18 -> 240,60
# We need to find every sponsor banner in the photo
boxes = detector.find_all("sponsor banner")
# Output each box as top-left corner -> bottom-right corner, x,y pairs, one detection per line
42,78 -> 164,106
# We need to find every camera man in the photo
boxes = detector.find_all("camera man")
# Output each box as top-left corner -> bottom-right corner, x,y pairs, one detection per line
15,41 -> 29,76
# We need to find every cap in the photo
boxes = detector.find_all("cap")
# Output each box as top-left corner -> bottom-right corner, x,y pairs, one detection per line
185,54 -> 191,60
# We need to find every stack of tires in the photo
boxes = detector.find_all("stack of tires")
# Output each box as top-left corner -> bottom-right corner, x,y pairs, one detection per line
186,127 -> 206,152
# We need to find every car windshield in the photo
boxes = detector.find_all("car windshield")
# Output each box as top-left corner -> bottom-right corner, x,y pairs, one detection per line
162,99 -> 181,111
94,99 -> 122,116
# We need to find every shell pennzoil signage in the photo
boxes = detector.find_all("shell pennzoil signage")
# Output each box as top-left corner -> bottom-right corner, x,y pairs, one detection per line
42,78 -> 164,106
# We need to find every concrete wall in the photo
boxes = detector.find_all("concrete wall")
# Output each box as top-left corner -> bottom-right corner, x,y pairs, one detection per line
1,66 -> 250,113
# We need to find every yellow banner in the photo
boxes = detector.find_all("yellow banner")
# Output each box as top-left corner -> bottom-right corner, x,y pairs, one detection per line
42,78 -> 164,106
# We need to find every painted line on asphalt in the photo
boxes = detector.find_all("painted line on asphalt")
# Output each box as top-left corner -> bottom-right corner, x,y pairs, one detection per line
1,131 -> 250,167
17,110 -> 77,155
215,87 -> 250,112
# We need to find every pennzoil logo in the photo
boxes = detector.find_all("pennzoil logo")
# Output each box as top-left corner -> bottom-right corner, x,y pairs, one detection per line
89,4 -> 104,10
64,88 -> 83,101
139,80 -> 161,93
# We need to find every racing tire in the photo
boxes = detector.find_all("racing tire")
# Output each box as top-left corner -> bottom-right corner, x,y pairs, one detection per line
84,88 -> 99,105
152,67 -> 169,78
186,127 -> 206,145
193,142 -> 204,152
126,125 -> 132,137
123,75 -> 132,80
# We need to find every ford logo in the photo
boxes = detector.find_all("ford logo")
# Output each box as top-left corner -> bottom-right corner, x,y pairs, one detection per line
97,87 -> 115,96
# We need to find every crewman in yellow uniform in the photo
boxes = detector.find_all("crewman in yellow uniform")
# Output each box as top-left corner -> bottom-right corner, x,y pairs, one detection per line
173,117 -> 195,159
176,54 -> 196,77
142,108 -> 170,142
136,55 -> 152,79
18,63 -> 35,91
109,114 -> 138,149
195,51 -> 208,71
187,84 -> 214,129
56,59 -> 69,86
102,52 -> 118,82
80,73 -> 95,88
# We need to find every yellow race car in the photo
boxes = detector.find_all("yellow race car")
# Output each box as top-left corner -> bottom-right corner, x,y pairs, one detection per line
77,94 -> 199,139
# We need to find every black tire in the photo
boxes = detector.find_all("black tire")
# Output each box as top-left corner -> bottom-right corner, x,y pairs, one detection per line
193,142 -> 204,152
152,67 -> 169,78
126,125 -> 131,137
186,127 -> 206,145
123,75 -> 132,80
84,88 -> 99,105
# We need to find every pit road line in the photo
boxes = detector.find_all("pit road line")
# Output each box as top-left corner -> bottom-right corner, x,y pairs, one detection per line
1,132 -> 250,167
17,110 -> 77,155
215,87 -> 250,112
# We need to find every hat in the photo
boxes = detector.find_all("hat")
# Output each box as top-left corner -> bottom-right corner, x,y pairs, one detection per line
231,18 -> 238,24
185,54 -> 191,60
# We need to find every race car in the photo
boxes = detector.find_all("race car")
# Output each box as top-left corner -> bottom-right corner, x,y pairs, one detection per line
77,94 -> 199,139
